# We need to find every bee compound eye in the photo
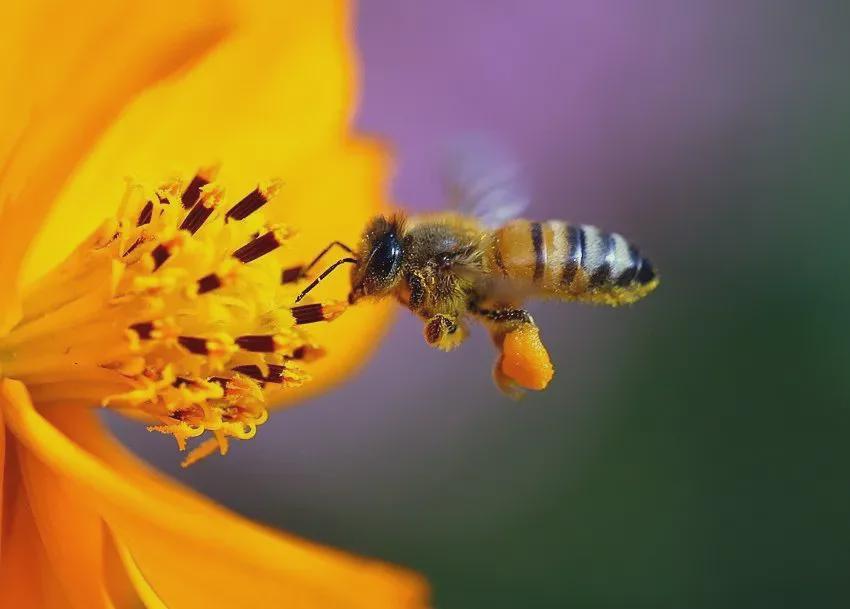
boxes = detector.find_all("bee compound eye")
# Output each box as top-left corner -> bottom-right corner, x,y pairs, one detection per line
367,231 -> 402,283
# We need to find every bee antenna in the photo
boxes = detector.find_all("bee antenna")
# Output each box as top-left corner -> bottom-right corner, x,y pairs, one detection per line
294,257 -> 358,303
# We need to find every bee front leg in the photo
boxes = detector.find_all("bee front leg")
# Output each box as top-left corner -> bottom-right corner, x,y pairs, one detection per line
471,304 -> 554,395
423,314 -> 468,352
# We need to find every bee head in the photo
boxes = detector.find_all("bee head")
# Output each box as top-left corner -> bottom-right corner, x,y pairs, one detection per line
349,215 -> 405,303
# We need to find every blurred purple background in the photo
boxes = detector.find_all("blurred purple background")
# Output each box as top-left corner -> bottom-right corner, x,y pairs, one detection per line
357,1 -> 747,223
108,2 -> 850,607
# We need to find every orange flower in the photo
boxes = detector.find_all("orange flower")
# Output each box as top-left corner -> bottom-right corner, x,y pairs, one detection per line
0,0 -> 426,607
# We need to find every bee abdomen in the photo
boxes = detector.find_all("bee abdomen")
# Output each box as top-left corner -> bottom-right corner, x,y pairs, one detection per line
491,220 -> 658,305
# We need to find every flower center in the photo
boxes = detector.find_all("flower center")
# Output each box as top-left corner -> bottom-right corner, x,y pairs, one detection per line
0,169 -> 346,466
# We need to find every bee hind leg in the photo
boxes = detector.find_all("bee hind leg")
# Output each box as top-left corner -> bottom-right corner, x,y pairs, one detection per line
472,305 -> 554,394
423,314 -> 467,351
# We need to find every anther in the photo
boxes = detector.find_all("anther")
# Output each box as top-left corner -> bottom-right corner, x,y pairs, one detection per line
231,364 -> 265,381
290,302 -> 346,325
177,336 -> 209,355
226,182 -> 280,222
207,376 -> 229,389
196,273 -> 222,294
181,166 -> 217,208
137,200 -> 154,226
130,321 -> 155,340
281,265 -> 304,284
232,229 -> 285,263
150,243 -> 171,271
266,364 -> 286,383
179,189 -> 220,234
234,334 -> 281,353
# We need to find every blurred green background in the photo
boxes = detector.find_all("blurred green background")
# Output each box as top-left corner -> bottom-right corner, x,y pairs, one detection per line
110,2 -> 850,607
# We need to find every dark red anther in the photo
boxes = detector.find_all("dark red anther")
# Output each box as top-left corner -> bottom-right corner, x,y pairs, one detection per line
130,321 -> 154,340
226,188 -> 269,222
291,303 -> 325,325
231,364 -> 265,381
179,200 -> 215,234
151,244 -> 171,271
281,265 -> 303,284
232,231 -> 282,263
196,273 -> 222,294
181,174 -> 209,208
234,335 -> 278,352
207,376 -> 229,389
177,336 -> 209,355
137,201 -> 154,226
266,364 -> 286,383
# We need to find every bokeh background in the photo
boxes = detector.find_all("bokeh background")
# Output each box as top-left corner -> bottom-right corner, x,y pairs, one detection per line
109,2 -> 850,607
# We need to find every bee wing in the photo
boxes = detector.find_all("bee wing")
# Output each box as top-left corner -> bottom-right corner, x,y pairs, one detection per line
441,134 -> 530,228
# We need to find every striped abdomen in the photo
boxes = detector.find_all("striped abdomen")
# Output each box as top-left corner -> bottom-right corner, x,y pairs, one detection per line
489,220 -> 658,306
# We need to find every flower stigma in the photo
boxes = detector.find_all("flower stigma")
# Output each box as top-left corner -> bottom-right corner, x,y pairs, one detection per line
0,169 -> 347,466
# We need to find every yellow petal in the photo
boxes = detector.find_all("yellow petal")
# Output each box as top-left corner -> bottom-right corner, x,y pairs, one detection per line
0,0 -> 234,333
109,531 -> 170,609
1,380 -> 429,609
0,438 -> 72,608
0,403 -> 5,557
25,0 -> 363,282
17,435 -> 109,609
25,0 -> 395,397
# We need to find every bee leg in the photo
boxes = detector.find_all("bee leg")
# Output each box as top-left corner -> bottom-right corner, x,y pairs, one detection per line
472,305 -> 554,394
407,272 -> 426,310
470,305 -> 533,329
423,314 -> 467,351
281,241 -> 355,284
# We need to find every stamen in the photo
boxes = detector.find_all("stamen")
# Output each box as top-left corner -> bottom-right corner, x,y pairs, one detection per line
130,322 -> 155,340
235,334 -> 282,353
137,200 -> 154,226
180,166 -> 217,208
281,265 -> 303,284
196,273 -> 222,294
291,302 -> 347,325
207,376 -> 229,389
230,364 -> 264,381
150,244 -> 171,271
225,181 -> 280,222
177,336 -> 209,355
266,363 -> 286,383
232,228 -> 287,263
179,187 -> 220,234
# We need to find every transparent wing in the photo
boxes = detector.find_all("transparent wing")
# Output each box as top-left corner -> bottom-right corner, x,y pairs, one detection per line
441,133 -> 530,228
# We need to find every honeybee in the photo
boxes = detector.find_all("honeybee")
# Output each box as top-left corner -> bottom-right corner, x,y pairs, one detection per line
292,138 -> 659,396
